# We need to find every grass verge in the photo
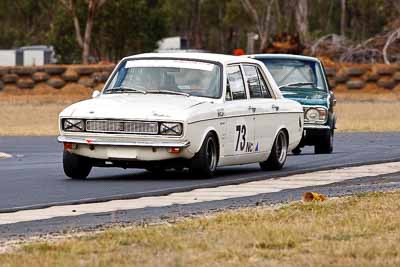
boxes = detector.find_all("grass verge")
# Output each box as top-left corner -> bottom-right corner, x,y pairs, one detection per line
1,91 -> 400,135
1,191 -> 400,266
0,88 -> 90,136
336,102 -> 400,131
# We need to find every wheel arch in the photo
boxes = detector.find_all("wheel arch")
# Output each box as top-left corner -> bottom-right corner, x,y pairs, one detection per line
208,130 -> 220,159
273,125 -> 289,144
281,127 -> 289,143
195,127 -> 221,156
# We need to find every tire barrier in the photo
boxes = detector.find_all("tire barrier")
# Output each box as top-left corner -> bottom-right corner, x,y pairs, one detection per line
325,63 -> 400,90
0,64 -> 115,90
0,63 -> 399,91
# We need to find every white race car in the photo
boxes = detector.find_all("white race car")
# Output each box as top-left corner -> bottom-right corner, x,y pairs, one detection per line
58,53 -> 303,179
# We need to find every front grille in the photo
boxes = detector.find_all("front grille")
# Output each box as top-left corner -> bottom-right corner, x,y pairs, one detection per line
86,120 -> 158,134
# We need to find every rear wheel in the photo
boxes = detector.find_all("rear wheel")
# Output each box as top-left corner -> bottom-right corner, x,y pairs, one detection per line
63,151 -> 92,179
190,133 -> 218,178
260,130 -> 288,171
315,129 -> 333,154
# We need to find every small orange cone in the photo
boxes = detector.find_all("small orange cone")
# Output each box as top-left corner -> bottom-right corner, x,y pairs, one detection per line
302,192 -> 327,202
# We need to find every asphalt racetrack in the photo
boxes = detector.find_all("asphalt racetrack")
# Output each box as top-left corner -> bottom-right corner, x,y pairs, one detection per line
0,132 -> 399,212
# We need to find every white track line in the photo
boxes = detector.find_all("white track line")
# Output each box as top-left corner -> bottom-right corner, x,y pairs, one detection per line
0,153 -> 12,159
1,162 -> 400,225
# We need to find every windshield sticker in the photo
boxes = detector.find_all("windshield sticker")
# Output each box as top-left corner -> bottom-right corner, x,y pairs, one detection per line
177,85 -> 191,90
125,60 -> 215,72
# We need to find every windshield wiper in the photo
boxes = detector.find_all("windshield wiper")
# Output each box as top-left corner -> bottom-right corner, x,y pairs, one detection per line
147,89 -> 190,97
279,82 -> 314,89
104,86 -> 147,94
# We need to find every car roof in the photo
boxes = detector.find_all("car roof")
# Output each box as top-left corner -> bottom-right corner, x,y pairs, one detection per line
247,53 -> 321,63
125,52 -> 260,65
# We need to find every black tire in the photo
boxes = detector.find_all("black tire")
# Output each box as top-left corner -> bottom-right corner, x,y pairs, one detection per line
315,130 -> 334,154
146,166 -> 166,174
292,146 -> 302,155
260,130 -> 288,171
174,166 -> 184,172
63,151 -> 92,179
190,133 -> 218,178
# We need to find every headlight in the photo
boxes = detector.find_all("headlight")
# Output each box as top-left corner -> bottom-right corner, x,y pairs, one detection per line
305,108 -> 319,121
304,108 -> 327,124
159,122 -> 183,136
63,119 -> 85,132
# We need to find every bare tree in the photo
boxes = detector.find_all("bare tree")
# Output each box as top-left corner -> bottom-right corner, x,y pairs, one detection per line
60,0 -> 107,64
295,0 -> 309,44
382,30 -> 400,64
340,0 -> 346,37
383,0 -> 400,64
240,0 -> 275,52
189,0 -> 204,49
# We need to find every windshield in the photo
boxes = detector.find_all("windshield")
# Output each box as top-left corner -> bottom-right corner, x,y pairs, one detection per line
105,59 -> 221,98
258,59 -> 327,91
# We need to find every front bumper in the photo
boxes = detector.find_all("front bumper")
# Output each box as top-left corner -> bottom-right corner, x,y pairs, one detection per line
304,124 -> 331,130
58,135 -> 193,161
57,135 -> 190,148
299,124 -> 332,146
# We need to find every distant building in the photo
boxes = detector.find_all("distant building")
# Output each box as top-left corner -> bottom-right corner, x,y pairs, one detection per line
156,36 -> 206,53
0,46 -> 56,66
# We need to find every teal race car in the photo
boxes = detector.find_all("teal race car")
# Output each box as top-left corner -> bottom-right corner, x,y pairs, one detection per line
248,54 -> 336,155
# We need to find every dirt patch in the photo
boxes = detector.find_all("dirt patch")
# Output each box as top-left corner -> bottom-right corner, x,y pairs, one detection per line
335,84 -> 400,101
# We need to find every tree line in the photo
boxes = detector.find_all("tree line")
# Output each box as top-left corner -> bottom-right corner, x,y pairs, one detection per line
0,0 -> 399,64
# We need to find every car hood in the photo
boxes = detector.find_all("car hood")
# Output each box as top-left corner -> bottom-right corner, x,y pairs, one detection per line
60,94 -> 209,121
281,88 -> 328,107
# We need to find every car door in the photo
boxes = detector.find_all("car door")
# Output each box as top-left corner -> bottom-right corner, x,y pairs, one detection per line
242,64 -> 281,155
222,65 -> 255,164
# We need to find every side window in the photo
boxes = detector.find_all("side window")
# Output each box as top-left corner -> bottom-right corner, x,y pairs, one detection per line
243,65 -> 263,98
257,68 -> 272,98
226,65 -> 247,100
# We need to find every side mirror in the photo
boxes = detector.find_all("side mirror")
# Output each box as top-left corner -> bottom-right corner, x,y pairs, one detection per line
92,90 -> 101,98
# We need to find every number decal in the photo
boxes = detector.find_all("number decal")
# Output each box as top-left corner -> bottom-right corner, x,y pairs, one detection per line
235,124 -> 247,152
235,125 -> 241,151
235,124 -> 254,153
240,125 -> 246,151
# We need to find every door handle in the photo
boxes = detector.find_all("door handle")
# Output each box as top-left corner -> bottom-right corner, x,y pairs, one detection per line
248,106 -> 256,112
272,104 -> 280,111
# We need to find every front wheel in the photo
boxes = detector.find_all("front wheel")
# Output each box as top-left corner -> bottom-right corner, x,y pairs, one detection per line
315,130 -> 334,154
190,133 -> 218,178
260,130 -> 288,171
292,146 -> 302,155
63,151 -> 92,179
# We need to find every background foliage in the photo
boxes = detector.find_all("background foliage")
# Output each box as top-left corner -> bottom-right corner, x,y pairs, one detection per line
0,0 -> 398,63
